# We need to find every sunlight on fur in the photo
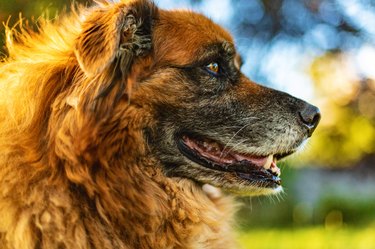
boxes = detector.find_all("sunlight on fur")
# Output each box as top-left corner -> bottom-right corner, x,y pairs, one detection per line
0,0 -> 319,248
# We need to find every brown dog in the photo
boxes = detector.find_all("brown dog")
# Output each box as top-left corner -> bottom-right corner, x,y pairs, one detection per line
0,0 -> 320,248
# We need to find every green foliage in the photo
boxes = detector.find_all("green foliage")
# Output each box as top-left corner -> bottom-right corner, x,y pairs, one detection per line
300,52 -> 375,167
304,110 -> 375,166
317,197 -> 375,226
0,0 -> 89,52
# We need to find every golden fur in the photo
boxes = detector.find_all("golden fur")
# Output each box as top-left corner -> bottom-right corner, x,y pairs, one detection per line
0,1 -> 238,248
0,0 -> 321,248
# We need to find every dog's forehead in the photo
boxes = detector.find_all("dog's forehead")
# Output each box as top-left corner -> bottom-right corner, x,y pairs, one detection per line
153,10 -> 235,65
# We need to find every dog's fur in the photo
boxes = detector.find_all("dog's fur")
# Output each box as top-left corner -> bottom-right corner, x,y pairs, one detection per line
0,0 -> 319,248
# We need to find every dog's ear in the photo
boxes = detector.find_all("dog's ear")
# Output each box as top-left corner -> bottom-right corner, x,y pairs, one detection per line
74,0 -> 157,76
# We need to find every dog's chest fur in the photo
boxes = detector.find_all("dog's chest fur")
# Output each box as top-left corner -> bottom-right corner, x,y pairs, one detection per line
0,165 -> 237,249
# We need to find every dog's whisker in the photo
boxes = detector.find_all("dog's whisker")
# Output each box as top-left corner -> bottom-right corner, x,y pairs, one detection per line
220,138 -> 249,159
220,123 -> 252,158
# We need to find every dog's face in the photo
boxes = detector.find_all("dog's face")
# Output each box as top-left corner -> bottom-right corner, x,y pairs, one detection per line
74,0 -> 320,196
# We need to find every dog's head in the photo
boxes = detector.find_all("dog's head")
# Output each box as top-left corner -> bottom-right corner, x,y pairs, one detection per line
63,0 -> 320,196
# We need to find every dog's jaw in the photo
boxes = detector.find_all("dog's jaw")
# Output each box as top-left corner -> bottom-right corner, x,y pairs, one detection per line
168,131 -> 302,196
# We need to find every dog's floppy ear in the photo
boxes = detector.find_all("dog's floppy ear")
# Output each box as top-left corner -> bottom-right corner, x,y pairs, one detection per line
75,0 -> 157,76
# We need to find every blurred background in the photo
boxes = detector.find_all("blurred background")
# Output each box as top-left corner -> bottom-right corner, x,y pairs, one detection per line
1,0 -> 375,248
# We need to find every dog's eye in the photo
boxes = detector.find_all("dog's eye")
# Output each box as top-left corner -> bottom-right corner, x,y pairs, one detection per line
205,62 -> 220,76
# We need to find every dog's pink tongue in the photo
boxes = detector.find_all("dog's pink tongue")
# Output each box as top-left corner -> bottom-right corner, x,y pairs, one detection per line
183,135 -> 271,167
232,154 -> 268,167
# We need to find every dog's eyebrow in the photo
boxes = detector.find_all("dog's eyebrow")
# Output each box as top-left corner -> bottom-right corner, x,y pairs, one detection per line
168,42 -> 238,69
221,42 -> 243,69
222,41 -> 236,57
221,42 -> 244,70
234,54 -> 243,69
198,42 -> 236,62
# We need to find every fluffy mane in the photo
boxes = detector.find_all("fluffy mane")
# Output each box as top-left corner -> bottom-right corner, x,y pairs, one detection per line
0,2 -> 236,248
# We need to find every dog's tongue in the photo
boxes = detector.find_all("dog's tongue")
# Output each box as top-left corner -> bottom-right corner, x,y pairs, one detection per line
231,154 -> 268,167
182,135 -> 280,175
233,153 -> 280,175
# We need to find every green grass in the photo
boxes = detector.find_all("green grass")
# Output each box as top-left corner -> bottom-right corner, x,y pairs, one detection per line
238,226 -> 375,249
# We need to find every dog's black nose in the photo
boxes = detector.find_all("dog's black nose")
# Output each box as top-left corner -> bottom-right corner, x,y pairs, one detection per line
299,104 -> 321,137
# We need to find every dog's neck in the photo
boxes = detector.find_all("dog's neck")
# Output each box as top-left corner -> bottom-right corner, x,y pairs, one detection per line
48,146 -> 238,248
81,157 -> 238,248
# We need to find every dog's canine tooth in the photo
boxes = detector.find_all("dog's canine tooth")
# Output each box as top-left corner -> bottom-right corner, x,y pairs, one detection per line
263,154 -> 273,170
270,161 -> 281,176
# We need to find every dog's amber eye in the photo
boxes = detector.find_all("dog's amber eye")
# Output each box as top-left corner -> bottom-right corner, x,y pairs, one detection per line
205,62 -> 220,76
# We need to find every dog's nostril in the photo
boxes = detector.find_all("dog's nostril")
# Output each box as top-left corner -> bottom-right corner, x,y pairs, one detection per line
299,104 -> 321,137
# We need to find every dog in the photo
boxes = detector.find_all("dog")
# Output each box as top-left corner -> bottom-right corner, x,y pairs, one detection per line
0,0 -> 320,248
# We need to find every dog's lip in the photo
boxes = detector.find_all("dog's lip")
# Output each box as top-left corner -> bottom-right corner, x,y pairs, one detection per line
176,133 -> 284,188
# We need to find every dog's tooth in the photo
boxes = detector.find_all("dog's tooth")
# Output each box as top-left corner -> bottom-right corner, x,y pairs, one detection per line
270,162 -> 281,176
211,142 -> 220,152
263,155 -> 273,170
207,145 -> 215,152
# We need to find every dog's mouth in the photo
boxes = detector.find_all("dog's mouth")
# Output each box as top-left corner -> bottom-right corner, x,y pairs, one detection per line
176,133 -> 295,190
